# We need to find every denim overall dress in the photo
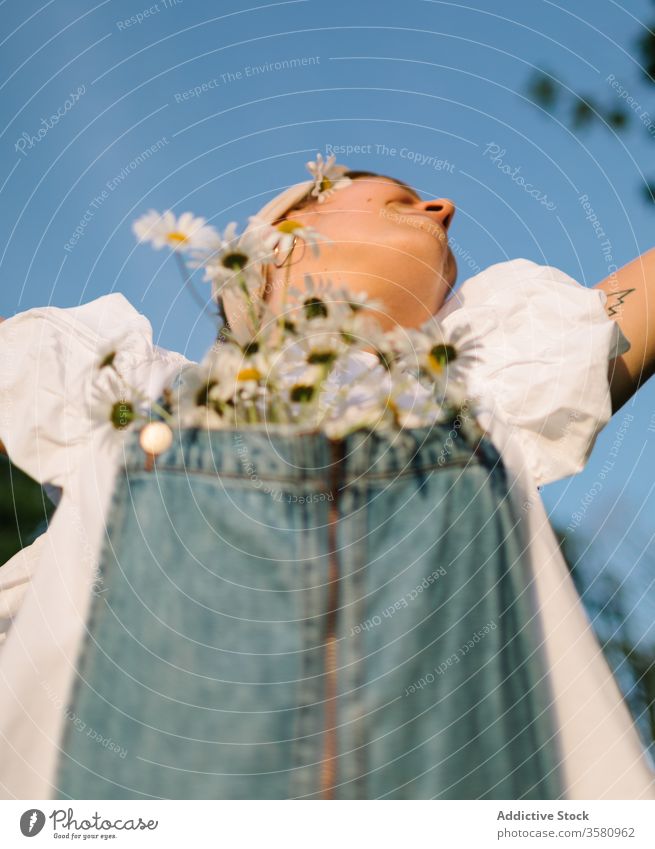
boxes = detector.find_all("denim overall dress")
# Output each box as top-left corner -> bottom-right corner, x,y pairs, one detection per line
56,417 -> 564,799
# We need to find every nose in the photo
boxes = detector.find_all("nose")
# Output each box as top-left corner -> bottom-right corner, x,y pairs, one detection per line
416,198 -> 456,230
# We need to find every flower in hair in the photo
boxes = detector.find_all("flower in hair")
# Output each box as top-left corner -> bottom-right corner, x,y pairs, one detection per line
305,153 -> 351,203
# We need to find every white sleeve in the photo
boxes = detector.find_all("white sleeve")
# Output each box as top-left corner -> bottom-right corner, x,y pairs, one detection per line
0,292 -> 190,489
438,258 -> 630,487
0,534 -> 47,644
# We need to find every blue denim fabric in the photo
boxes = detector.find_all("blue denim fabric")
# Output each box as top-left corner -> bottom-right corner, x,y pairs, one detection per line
56,420 -> 564,800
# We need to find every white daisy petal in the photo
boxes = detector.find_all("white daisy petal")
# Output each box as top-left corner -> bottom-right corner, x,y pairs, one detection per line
132,209 -> 218,252
305,153 -> 352,203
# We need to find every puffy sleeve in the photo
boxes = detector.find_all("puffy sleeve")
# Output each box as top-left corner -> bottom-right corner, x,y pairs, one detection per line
0,293 -> 190,489
437,258 -> 631,487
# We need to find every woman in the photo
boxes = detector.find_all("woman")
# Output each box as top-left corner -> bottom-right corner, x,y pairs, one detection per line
0,163 -> 653,799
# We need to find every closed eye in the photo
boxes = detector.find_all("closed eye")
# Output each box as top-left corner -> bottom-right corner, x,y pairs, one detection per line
386,192 -> 420,208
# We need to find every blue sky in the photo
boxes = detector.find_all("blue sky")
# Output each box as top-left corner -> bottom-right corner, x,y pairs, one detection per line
1,1 -> 654,643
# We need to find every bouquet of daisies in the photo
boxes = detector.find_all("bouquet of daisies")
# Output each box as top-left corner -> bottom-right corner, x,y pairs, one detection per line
92,156 -> 482,454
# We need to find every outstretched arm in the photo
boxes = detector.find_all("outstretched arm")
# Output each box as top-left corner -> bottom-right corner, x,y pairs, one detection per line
594,248 -> 655,413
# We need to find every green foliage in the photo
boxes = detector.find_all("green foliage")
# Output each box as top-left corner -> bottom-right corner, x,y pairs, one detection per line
606,108 -> 629,129
0,456 -> 54,566
635,28 -> 655,84
525,11 -> 655,203
556,526 -> 655,757
570,96 -> 598,129
527,73 -> 559,110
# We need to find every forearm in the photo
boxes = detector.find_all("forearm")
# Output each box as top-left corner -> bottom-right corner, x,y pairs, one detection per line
594,247 -> 655,412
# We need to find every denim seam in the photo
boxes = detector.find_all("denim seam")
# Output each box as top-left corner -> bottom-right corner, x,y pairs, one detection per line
289,501 -> 317,799
130,456 -> 476,486
54,466 -> 134,799
351,484 -> 369,799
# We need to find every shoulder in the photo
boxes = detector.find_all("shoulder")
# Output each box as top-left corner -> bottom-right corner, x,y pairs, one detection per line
442,257 -> 594,311
435,258 -> 630,486
439,257 -> 629,356
2,292 -> 152,349
0,293 -> 192,486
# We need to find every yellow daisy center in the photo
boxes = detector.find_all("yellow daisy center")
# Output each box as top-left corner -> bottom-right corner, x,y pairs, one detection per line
237,367 -> 262,382
428,354 -> 444,374
428,343 -> 457,373
167,231 -> 188,244
277,220 -> 303,234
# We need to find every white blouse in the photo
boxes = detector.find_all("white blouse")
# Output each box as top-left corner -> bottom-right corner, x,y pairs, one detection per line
0,258 -> 653,800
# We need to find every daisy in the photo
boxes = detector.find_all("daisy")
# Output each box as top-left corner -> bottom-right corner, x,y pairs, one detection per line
243,215 -> 284,259
132,210 -> 218,252
88,371 -> 147,438
296,321 -> 347,370
199,222 -> 267,299
344,288 -> 385,315
171,360 -> 228,429
339,309 -> 388,352
390,319 -> 482,385
321,372 -> 390,438
385,372 -> 445,429
234,354 -> 270,403
288,379 -> 321,412
244,215 -> 327,264
422,318 -> 483,385
268,340 -> 324,394
287,275 -> 352,325
271,219 -> 329,260
95,337 -> 121,372
94,332 -> 145,376
305,153 -> 352,203
206,344 -> 274,408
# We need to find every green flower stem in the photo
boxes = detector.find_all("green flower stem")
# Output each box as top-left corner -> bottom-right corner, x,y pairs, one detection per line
269,392 -> 289,425
238,272 -> 259,332
174,251 -> 217,326
278,258 -> 293,333
150,400 -> 174,423
110,365 -> 174,424
311,363 -> 334,426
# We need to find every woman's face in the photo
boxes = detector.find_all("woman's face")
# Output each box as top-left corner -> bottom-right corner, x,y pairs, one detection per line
266,175 -> 457,330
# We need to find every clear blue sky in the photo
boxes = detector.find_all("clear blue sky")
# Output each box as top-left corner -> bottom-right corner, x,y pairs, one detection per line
1,1 -> 654,643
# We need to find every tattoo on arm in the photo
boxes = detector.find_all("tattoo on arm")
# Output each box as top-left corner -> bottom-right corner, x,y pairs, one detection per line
604,288 -> 636,317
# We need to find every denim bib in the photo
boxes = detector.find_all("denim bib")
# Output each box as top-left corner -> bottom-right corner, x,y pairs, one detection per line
56,419 -> 564,800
